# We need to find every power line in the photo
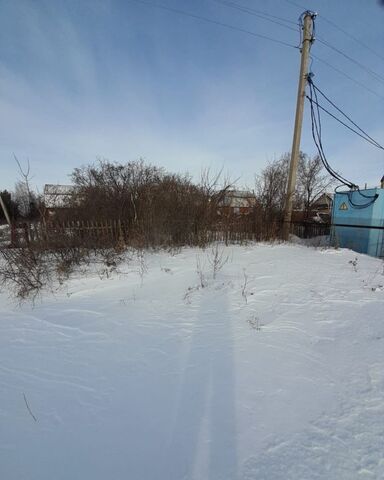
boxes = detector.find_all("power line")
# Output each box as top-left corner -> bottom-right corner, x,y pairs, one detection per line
285,0 -> 384,84
282,0 -> 307,9
317,38 -> 384,86
308,80 -> 356,188
307,95 -> 384,150
282,0 -> 384,67
311,54 -> 384,102
214,0 -> 298,24
212,0 -> 299,32
319,16 -> 384,63
307,78 -> 380,211
306,77 -> 382,207
128,0 -> 298,49
309,80 -> 384,150
307,81 -> 379,210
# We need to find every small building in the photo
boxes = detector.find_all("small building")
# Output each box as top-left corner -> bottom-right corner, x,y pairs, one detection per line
312,193 -> 333,212
217,190 -> 256,216
308,192 -> 334,223
293,193 -> 333,224
44,184 -> 77,216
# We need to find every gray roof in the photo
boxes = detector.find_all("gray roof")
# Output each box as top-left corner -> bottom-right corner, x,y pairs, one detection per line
44,184 -> 76,195
44,184 -> 77,208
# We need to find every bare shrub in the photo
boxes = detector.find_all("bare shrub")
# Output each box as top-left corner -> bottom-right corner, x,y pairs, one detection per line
0,241 -> 129,300
53,247 -> 90,279
0,247 -> 50,300
2,156 -> 307,300
207,243 -> 229,279
241,268 -> 248,304
66,160 -> 235,249
137,249 -> 148,285
247,315 -> 262,331
196,254 -> 207,288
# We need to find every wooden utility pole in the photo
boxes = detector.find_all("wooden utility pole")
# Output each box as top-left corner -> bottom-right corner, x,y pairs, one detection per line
283,11 -> 315,240
0,193 -> 12,226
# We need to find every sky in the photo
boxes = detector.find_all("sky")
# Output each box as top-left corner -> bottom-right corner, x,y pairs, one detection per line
0,0 -> 383,192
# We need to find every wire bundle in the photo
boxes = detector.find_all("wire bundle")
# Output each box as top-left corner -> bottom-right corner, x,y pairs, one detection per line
306,76 -> 381,208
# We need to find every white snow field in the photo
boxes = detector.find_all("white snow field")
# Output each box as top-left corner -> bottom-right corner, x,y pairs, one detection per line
1,243 -> 384,480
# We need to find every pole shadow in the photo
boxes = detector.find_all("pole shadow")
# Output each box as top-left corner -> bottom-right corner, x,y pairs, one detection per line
163,285 -> 237,479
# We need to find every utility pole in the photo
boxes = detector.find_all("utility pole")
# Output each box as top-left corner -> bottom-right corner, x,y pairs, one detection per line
0,193 -> 12,226
282,11 -> 315,240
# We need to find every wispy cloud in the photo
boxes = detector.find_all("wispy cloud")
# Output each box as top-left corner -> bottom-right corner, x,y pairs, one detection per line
0,0 -> 383,191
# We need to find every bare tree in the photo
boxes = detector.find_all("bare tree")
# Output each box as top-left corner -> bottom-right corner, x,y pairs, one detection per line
255,154 -> 291,218
297,154 -> 335,218
13,157 -> 39,219
256,152 -> 334,221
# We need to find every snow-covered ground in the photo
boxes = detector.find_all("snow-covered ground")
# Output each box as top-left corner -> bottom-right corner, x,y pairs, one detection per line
1,243 -> 384,479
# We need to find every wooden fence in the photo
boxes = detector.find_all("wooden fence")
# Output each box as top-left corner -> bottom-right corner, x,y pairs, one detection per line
6,219 -> 330,249
10,218 -> 283,248
12,220 -> 125,247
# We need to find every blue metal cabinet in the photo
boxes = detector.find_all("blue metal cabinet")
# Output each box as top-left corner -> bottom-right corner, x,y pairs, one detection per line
331,188 -> 384,257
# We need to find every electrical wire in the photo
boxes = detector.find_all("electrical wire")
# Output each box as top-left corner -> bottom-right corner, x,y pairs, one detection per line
317,38 -> 384,86
307,96 -> 384,151
309,81 -> 350,186
318,15 -> 384,63
334,185 -> 379,209
283,0 -> 307,9
307,79 -> 355,188
128,0 -> 299,49
283,0 -> 384,73
307,78 -> 379,208
212,0 -> 299,31
309,81 -> 384,150
311,54 -> 384,102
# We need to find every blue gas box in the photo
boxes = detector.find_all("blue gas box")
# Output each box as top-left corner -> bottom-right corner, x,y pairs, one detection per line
331,188 -> 384,257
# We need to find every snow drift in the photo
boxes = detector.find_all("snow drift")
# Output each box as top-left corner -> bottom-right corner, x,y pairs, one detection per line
1,243 -> 384,479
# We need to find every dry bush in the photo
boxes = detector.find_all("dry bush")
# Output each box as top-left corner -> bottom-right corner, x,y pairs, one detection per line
0,237 -> 128,299
1,159 -> 289,300
208,243 -> 229,279
65,160 -> 228,248
0,247 -> 51,300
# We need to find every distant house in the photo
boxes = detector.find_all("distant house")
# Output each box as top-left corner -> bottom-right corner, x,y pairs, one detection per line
44,184 -> 77,216
312,193 -> 333,212
311,193 -> 333,223
292,193 -> 333,223
218,190 -> 256,216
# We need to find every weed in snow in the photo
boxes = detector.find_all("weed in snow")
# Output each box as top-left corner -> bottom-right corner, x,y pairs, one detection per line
242,269 -> 249,304
247,315 -> 262,331
207,243 -> 229,280
137,250 -> 148,286
349,257 -> 358,272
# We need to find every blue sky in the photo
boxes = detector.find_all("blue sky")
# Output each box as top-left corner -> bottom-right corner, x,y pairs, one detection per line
0,0 -> 383,191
